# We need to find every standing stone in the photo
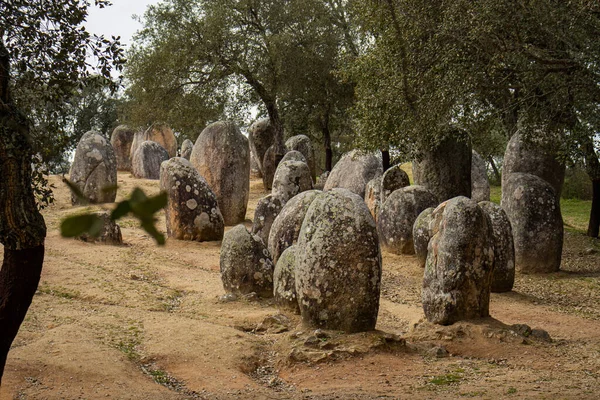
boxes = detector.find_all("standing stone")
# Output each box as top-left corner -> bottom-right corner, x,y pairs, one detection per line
190,121 -> 250,225
250,152 -> 262,179
268,190 -> 321,265
180,139 -> 194,160
413,129 -> 472,203
503,131 -> 565,197
262,142 -> 287,190
281,150 -> 307,165
377,185 -> 438,255
272,160 -> 313,202
77,211 -> 122,245
324,150 -> 383,198
131,123 -> 178,159
220,225 -> 274,298
380,165 -> 410,204
501,173 -> 563,273
160,157 -> 224,242
70,131 -> 117,205
365,177 -> 382,221
471,151 -> 490,202
314,171 -> 329,191
273,245 -> 300,313
131,141 -> 169,180
479,201 -> 515,292
286,135 -> 316,181
412,207 -> 435,268
248,117 -> 275,175
295,189 -> 381,333
110,125 -> 136,171
252,194 -> 285,246
422,197 -> 495,325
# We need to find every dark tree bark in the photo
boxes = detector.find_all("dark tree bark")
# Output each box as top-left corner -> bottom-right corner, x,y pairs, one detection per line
0,38 -> 47,386
582,136 -> 600,238
381,149 -> 390,171
488,156 -> 501,183
321,114 -> 333,172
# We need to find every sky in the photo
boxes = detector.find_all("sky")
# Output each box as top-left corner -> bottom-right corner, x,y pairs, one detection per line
85,0 -> 162,49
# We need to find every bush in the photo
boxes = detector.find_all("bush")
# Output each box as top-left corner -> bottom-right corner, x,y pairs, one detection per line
562,167 -> 593,200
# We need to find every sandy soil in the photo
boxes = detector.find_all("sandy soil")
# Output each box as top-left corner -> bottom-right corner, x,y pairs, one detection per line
2,172 -> 600,399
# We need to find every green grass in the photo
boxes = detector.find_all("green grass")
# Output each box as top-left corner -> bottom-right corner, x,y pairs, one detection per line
429,373 -> 462,386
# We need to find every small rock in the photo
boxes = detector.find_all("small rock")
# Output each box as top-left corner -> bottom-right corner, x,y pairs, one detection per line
510,323 -> 532,337
314,329 -> 329,339
531,328 -> 552,342
427,346 -> 449,358
219,293 -> 238,303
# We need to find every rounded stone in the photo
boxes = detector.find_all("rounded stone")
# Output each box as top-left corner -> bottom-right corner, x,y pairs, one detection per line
503,131 -> 565,197
324,150 -> 383,198
422,197 -> 495,325
190,121 -> 250,226
479,201 -> 515,292
501,173 -> 563,273
413,129 -> 472,203
314,171 -> 329,191
220,225 -> 275,298
180,138 -> 194,160
268,190 -> 321,265
160,157 -> 224,242
272,160 -> 313,202
110,125 -> 135,171
286,135 -> 316,181
70,131 -> 117,205
273,245 -> 300,314
262,142 -> 287,190
412,207 -> 435,268
377,186 -> 438,255
252,194 -> 285,246
131,122 -> 178,159
364,177 -> 382,221
380,165 -> 410,204
131,140 -> 169,180
77,211 -> 122,245
295,189 -> 381,333
281,150 -> 307,165
248,117 -> 275,175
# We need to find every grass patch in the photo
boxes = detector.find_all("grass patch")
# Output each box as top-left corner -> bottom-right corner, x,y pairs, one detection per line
37,285 -> 80,300
430,373 -> 462,386
507,387 -> 517,394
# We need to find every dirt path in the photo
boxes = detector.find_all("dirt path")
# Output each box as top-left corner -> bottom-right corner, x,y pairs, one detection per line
2,173 -> 600,399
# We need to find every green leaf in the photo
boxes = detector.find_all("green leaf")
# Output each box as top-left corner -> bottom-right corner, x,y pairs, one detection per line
101,184 -> 119,194
140,220 -> 166,245
130,188 -> 148,203
61,214 -> 103,237
131,191 -> 167,218
111,200 -> 131,220
63,178 -> 88,205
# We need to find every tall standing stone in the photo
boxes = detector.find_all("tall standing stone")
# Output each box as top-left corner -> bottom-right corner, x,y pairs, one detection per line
324,150 -> 383,198
273,245 -> 300,313
131,123 -> 178,159
248,117 -> 275,175
413,129 -> 472,203
422,197 -> 495,325
377,185 -> 438,255
479,201 -> 515,292
286,135 -> 316,181
180,138 -> 194,160
295,189 -> 381,333
503,131 -> 565,198
131,141 -> 169,180
70,131 -> 117,205
364,177 -> 382,221
220,225 -> 274,298
252,194 -> 285,246
471,151 -> 490,202
501,173 -> 563,273
160,157 -> 224,242
412,207 -> 435,268
262,142 -> 287,191
268,190 -> 321,265
190,121 -> 250,225
110,125 -> 135,171
271,160 -> 313,202
380,165 -> 411,204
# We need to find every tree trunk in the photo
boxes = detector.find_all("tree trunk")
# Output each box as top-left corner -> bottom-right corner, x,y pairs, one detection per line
381,149 -> 390,171
589,179 -> 600,238
261,101 -> 286,190
488,156 -> 501,183
0,38 -> 47,386
582,135 -> 600,238
322,117 -> 333,172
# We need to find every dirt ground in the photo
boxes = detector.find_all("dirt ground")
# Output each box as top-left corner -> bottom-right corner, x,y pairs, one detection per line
2,172 -> 600,399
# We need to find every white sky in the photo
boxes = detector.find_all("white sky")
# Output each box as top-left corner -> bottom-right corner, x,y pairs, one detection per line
85,0 -> 162,49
